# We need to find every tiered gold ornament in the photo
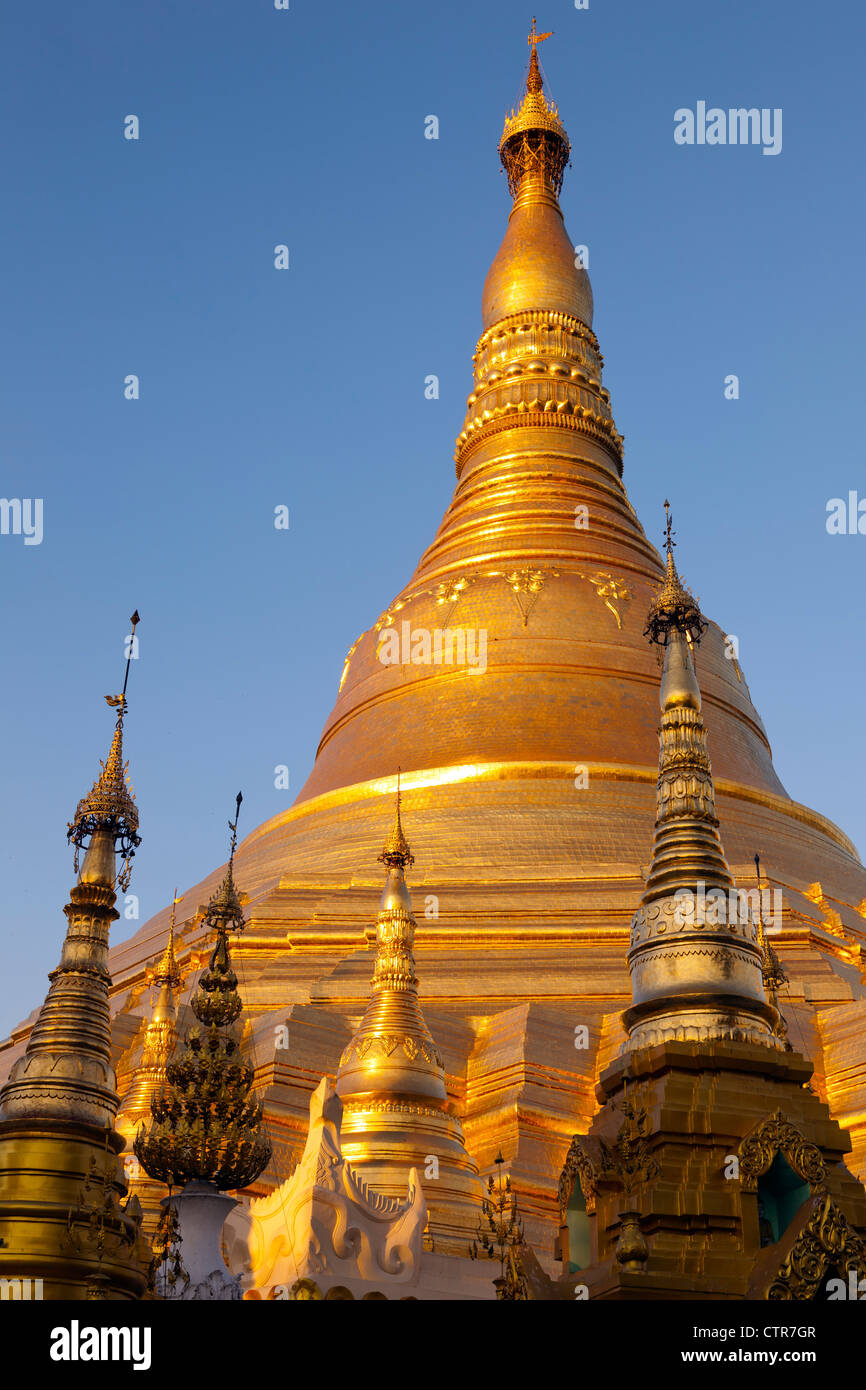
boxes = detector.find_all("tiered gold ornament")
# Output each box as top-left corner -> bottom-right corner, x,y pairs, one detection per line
134,796 -> 271,1193
0,615 -> 150,1299
336,779 -> 482,1249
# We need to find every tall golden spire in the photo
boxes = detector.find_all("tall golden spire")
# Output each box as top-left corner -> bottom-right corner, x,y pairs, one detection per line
336,778 -> 482,1248
0,612 -> 149,1299
134,795 -> 272,1192
1,613 -> 142,1130
623,511 -> 780,1050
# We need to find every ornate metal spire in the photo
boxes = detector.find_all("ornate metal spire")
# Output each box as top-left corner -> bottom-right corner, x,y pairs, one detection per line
134,794 -> 272,1192
0,612 -> 145,1130
68,611 -> 142,892
623,512 -> 779,1050
378,769 -> 414,869
153,891 -> 183,992
0,612 -> 150,1299
191,793 -> 246,1029
644,503 -> 706,646
199,792 -> 246,940
527,17 -> 552,91
499,19 -> 570,199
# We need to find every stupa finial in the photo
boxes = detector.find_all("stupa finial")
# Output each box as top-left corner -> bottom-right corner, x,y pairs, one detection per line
200,792 -> 246,940
499,22 -> 570,199
68,610 -> 142,892
644,503 -> 707,648
526,17 -> 553,94
153,890 -> 182,991
379,769 -> 414,869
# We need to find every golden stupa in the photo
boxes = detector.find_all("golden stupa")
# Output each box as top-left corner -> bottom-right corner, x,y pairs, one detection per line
335,779 -> 483,1248
3,29 -> 866,1270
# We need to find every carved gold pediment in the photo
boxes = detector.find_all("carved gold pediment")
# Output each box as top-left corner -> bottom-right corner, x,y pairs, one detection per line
738,1111 -> 825,1193
754,1193 -> 866,1300
558,1136 -> 599,1217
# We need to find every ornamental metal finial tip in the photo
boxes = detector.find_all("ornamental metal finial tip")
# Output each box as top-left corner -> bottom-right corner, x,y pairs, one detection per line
379,768 -> 414,869
499,21 -> 570,199
67,611 -> 142,890
526,17 -> 552,93
644,502 -> 707,647
228,792 -> 243,867
122,611 -> 140,700
153,891 -> 182,989
202,794 -> 246,938
663,499 -> 674,554
753,852 -> 767,943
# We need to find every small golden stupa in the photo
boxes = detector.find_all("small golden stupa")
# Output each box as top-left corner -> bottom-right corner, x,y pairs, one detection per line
336,777 -> 483,1248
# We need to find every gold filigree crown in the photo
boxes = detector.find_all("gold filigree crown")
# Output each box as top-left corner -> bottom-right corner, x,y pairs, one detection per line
69,698 -> 139,840
67,694 -> 141,889
499,43 -> 570,197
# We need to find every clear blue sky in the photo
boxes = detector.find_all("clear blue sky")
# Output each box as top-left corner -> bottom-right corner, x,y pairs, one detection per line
1,0 -> 864,1036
